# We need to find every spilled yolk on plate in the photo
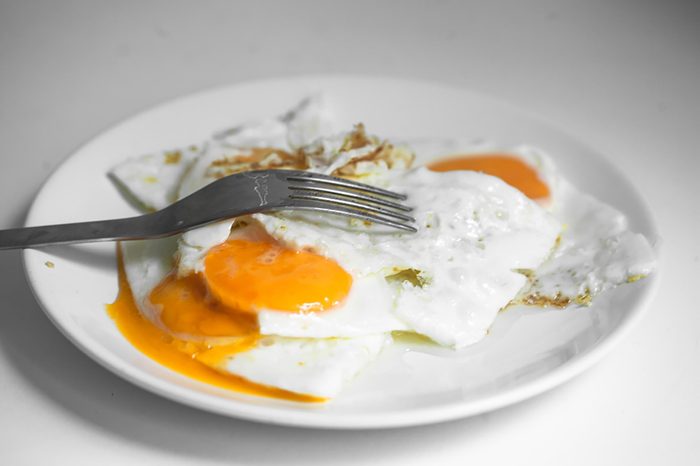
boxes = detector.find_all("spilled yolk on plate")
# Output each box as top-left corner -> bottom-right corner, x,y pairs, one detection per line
106,239 -> 351,402
428,153 -> 550,200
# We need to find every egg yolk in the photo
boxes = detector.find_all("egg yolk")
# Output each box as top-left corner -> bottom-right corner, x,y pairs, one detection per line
107,238 -> 354,402
107,247 -> 324,402
149,273 -> 258,337
428,153 -> 550,200
203,239 -> 353,313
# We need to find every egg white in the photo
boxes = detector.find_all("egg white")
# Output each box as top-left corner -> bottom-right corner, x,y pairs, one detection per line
122,236 -> 179,324
214,334 -> 391,399
516,176 -> 657,304
110,144 -> 204,211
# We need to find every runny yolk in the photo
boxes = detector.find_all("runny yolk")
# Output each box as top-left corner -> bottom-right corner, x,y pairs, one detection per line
203,239 -> 353,313
427,153 -> 550,200
150,273 -> 258,337
107,246 -> 325,403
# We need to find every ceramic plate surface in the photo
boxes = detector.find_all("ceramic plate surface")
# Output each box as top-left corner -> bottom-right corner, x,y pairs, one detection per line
23,76 -> 659,429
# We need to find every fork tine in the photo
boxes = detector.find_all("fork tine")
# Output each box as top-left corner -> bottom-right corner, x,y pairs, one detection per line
289,193 -> 416,223
288,200 -> 418,233
285,171 -> 407,200
288,184 -> 413,212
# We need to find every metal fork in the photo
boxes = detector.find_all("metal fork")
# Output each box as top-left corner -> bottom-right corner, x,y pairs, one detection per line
0,170 -> 416,250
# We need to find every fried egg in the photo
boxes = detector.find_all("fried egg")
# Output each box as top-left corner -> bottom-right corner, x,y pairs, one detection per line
107,96 -> 657,401
118,235 -> 392,399
414,141 -> 657,307
110,98 -> 404,399
251,168 -> 561,348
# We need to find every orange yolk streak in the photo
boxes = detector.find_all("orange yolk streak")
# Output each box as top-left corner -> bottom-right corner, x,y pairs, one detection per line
204,239 -> 353,313
107,246 -> 324,403
428,153 -> 550,200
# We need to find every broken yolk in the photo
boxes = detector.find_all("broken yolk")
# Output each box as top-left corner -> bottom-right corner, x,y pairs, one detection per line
107,246 -> 326,403
428,153 -> 550,200
203,239 -> 353,313
150,273 -> 258,337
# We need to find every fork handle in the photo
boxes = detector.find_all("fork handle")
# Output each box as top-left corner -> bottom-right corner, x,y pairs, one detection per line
0,213 -> 164,250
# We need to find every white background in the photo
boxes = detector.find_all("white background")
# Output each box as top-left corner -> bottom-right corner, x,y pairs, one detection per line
0,1 -> 698,464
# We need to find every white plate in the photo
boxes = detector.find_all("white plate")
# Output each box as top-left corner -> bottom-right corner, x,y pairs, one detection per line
23,76 -> 660,429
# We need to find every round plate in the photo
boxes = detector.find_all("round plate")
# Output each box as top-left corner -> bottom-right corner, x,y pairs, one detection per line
23,76 -> 660,429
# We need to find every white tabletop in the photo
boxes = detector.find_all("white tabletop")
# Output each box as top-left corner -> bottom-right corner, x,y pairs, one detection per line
1,1 -> 697,464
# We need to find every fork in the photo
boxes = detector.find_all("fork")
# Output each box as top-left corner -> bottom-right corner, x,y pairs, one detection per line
0,170 -> 416,250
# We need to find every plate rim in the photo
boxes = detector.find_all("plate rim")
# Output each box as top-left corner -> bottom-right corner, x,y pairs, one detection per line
21,74 -> 662,429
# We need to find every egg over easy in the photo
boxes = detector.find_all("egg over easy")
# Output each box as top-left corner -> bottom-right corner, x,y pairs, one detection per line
108,96 -> 656,401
